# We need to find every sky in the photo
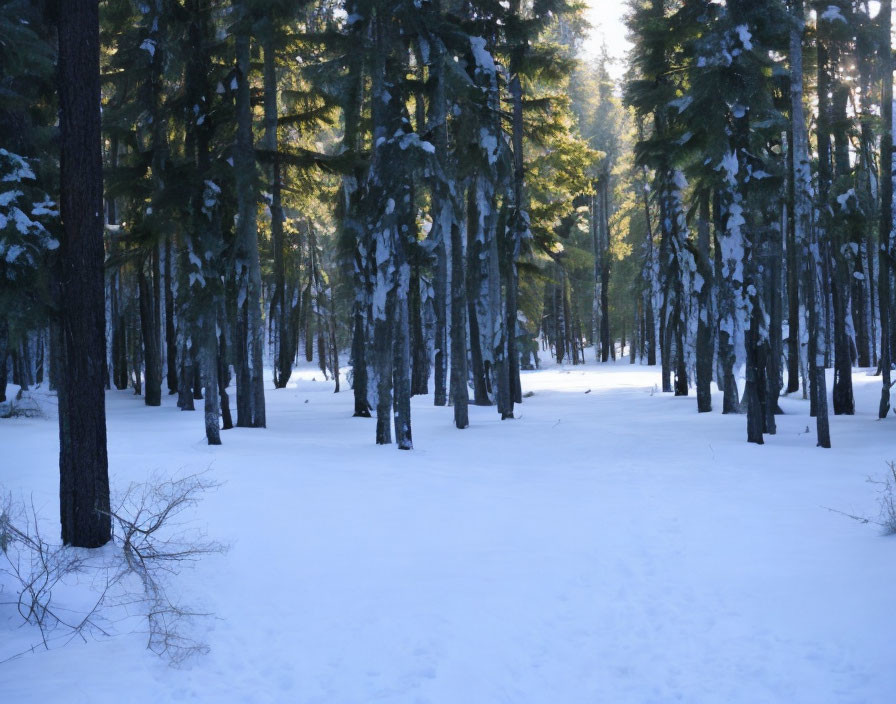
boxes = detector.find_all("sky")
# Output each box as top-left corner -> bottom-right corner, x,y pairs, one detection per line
582,0 -> 632,81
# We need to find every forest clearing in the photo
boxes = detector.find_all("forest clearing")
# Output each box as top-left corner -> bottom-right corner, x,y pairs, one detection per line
2,359 -> 895,703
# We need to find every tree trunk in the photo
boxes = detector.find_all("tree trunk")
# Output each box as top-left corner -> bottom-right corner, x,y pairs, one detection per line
591,187 -> 602,360
433,235 -> 448,406
410,256 -> 429,396
138,261 -> 162,407
599,177 -> 611,363
880,0 -> 893,419
466,189 -> 490,406
797,0 -> 830,445
714,190 -> 741,415
450,220 -> 470,429
201,310 -> 221,445
818,14 -> 854,415
233,8 -> 266,428
785,122 -> 801,394
217,303 -> 233,430
262,25 -> 292,390
165,237 -> 178,394
393,241 -> 413,449
695,192 -> 713,412
57,0 -> 111,548
0,320 -> 7,403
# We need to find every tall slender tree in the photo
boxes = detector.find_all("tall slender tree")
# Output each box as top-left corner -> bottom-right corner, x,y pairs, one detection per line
57,0 -> 112,547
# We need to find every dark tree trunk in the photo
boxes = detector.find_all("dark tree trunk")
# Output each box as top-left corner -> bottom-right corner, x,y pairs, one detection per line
340,21 -> 370,419
57,0 -> 111,548
450,220 -> 469,429
201,310 -> 221,445
880,0 -> 893,419
599,177 -> 611,363
640,160 -> 657,367
433,236 -> 448,406
695,193 -> 713,412
765,217 -> 783,431
426,40 -> 450,408
374,304 -> 394,446
645,293 -> 656,366
658,187 -> 673,393
852,249 -> 871,369
410,260 -> 429,396
138,262 -> 162,406
262,26 -> 292,391
393,241 -> 413,449
785,122 -> 801,394
674,301 -> 688,396
466,187 -> 491,406
233,7 -> 266,428
111,280 -> 128,390
591,188 -> 602,360
801,0 -> 831,445
0,320 -> 7,403
217,303 -> 233,430
821,22 -> 855,415
130,284 -> 143,396
745,309 -> 767,445
328,296 -> 340,394
351,307 -> 371,416
165,237 -> 177,394
855,14 -> 876,370
503,68 -> 527,415
192,344 -> 202,399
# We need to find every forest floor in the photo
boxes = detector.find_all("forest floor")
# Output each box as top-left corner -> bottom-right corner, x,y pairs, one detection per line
1,357 -> 895,703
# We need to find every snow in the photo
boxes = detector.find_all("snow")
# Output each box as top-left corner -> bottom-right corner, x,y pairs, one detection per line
820,5 -> 847,23
397,132 -> 436,154
837,188 -> 856,210
31,198 -> 58,217
735,24 -> 752,51
0,189 -> 21,207
469,36 -> 496,74
669,96 -> 692,114
139,38 -> 156,58
717,151 -> 739,185
2,360 -> 896,702
3,243 -> 24,262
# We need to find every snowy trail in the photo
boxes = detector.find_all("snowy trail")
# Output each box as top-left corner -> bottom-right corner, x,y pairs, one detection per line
2,362 -> 895,703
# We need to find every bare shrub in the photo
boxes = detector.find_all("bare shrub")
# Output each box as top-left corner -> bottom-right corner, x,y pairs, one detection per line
0,495 -> 113,653
870,462 -> 896,536
823,461 -> 896,536
108,472 -> 226,662
0,471 -> 226,665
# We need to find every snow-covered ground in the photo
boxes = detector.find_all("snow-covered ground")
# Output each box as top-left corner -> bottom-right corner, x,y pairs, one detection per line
2,360 -> 895,703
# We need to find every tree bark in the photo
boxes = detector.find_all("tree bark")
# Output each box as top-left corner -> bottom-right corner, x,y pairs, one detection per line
57,0 -> 111,548
695,192 -> 713,412
450,221 -> 470,429
165,237 -> 178,394
138,261 -> 162,406
0,320 -> 7,403
880,0 -> 893,419
262,24 -> 292,390
233,7 -> 266,427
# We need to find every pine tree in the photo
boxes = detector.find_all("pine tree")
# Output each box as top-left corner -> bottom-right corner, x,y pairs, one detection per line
56,0 -> 112,547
